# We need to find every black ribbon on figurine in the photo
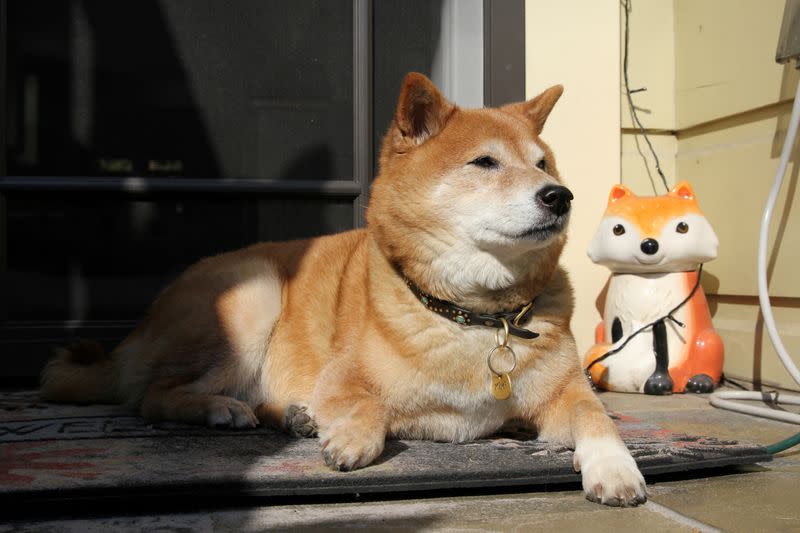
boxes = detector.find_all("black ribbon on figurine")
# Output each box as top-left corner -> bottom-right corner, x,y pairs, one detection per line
584,264 -> 705,384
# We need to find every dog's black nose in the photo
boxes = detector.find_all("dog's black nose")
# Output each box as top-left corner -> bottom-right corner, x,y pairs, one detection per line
640,238 -> 659,255
536,185 -> 573,216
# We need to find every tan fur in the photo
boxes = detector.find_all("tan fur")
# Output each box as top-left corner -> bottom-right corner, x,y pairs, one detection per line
40,73 -> 645,506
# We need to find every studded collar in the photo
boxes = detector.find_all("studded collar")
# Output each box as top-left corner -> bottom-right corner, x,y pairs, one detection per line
403,277 -> 540,339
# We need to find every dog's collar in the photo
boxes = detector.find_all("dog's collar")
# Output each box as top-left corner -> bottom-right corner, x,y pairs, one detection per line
403,278 -> 539,339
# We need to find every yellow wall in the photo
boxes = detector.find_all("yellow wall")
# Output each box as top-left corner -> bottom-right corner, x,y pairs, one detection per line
675,0 -> 791,127
527,0 -> 800,390
622,0 -> 800,389
525,0 -> 620,357
621,0 -> 677,195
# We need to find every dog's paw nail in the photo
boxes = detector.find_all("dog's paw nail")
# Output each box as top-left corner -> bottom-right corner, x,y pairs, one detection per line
322,449 -> 336,467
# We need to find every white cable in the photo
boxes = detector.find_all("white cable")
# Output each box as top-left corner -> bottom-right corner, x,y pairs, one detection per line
709,75 -> 800,425
710,391 -> 800,425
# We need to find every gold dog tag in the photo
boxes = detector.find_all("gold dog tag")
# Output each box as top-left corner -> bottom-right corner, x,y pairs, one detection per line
491,373 -> 512,400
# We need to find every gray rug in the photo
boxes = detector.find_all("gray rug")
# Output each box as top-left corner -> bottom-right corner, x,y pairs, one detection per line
0,390 -> 771,507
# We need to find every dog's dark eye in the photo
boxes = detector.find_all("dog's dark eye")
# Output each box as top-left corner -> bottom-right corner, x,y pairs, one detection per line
676,222 -> 689,234
613,224 -> 626,236
469,156 -> 499,169
536,159 -> 547,171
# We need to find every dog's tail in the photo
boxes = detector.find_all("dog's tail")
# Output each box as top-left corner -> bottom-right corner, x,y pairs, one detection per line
40,340 -> 122,404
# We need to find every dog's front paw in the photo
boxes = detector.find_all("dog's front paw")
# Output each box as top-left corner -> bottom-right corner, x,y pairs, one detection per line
574,438 -> 647,507
319,419 -> 385,472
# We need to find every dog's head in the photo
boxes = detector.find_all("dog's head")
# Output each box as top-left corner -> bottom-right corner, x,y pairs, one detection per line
368,73 -> 570,307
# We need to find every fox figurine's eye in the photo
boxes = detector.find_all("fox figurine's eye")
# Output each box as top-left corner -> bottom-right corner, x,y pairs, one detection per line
613,224 -> 626,236
676,222 -> 689,234
536,159 -> 547,171
469,156 -> 499,169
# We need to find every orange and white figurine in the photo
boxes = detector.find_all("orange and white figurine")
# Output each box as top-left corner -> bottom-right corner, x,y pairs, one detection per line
583,182 -> 724,394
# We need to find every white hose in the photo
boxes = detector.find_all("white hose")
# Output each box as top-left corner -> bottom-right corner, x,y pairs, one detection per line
709,78 -> 800,425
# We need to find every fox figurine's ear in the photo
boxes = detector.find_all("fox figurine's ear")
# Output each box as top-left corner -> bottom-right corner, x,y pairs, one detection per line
669,181 -> 696,200
503,85 -> 564,134
393,72 -> 455,147
608,184 -> 635,204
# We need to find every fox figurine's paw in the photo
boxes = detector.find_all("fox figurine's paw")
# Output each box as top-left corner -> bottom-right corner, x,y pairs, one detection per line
573,438 -> 647,507
319,418 -> 385,471
643,371 -> 674,395
685,374 -> 715,393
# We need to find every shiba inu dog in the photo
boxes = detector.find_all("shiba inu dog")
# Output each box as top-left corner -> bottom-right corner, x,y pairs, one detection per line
41,73 -> 646,506
584,182 -> 724,394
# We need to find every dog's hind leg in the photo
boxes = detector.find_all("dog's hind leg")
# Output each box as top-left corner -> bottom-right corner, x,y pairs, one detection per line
283,405 -> 317,437
254,402 -> 318,437
140,383 -> 259,429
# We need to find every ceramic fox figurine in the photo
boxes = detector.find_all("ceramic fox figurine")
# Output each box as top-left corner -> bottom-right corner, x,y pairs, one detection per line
583,181 -> 724,394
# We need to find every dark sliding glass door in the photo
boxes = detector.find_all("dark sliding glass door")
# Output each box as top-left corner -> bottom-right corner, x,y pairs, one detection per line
0,0 -> 366,379
0,0 -> 524,381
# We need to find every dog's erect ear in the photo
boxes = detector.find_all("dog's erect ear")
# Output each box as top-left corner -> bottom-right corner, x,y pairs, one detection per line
393,72 -> 455,147
503,85 -> 564,134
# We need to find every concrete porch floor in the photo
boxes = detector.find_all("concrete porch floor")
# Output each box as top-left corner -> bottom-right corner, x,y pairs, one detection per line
1,387 -> 798,532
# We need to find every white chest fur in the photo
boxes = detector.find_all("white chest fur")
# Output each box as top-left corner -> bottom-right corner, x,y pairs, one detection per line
374,320 -> 553,443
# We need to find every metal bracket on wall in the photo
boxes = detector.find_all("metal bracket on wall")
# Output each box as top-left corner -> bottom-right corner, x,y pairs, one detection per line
483,0 -> 525,107
777,0 -> 800,64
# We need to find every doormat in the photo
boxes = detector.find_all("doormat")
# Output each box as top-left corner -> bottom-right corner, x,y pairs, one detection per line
0,390 -> 771,507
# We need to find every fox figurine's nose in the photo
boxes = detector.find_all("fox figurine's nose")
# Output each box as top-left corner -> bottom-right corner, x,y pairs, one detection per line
640,238 -> 659,255
537,185 -> 573,216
